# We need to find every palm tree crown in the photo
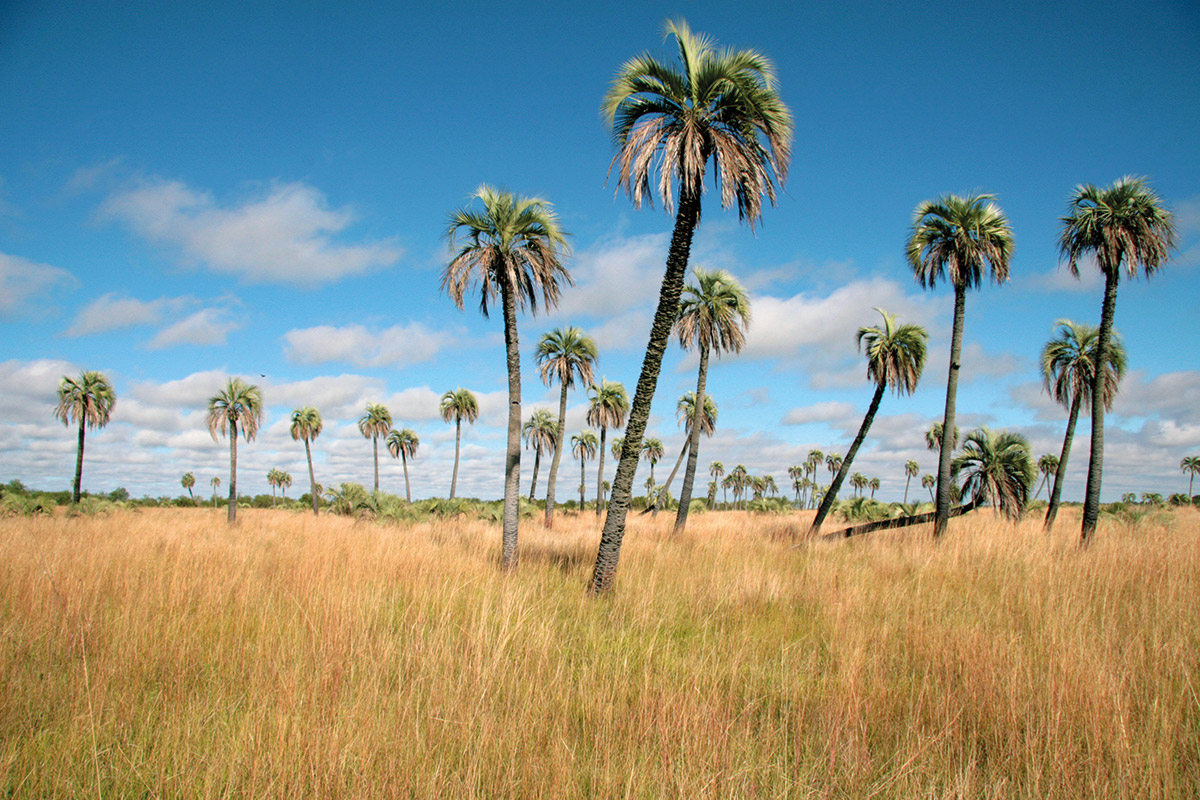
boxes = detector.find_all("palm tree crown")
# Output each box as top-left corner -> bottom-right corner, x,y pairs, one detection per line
676,268 -> 752,355
358,402 -> 392,493
1042,320 -> 1126,414
440,389 -> 480,426
952,428 -> 1035,521
206,378 -> 263,524
1060,176 -> 1176,283
676,392 -> 718,436
291,405 -> 323,516
55,370 -> 116,503
908,194 -> 1014,291
386,427 -> 419,503
857,307 -> 928,395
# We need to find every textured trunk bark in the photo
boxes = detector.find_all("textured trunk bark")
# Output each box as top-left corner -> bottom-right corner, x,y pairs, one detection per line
227,421 -> 238,525
595,427 -> 607,516
528,449 -> 541,502
305,438 -> 319,515
500,284 -> 522,571
828,496 -> 983,539
72,419 -> 85,503
674,346 -> 709,532
401,452 -> 411,502
809,383 -> 886,535
903,476 -> 911,505
372,436 -> 379,493
1081,272 -> 1119,544
450,419 -> 461,499
589,190 -> 701,595
1043,396 -> 1080,531
544,382 -> 569,527
934,286 -> 967,538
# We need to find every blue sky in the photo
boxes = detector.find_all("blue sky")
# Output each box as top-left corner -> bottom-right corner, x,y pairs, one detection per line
2,0 -> 1198,503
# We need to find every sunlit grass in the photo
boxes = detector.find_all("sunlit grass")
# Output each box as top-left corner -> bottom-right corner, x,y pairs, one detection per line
2,505 -> 1197,798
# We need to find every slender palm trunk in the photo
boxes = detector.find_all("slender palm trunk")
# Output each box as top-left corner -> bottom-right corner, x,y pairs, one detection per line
528,448 -> 541,502
372,436 -> 380,493
934,286 -> 967,538
579,456 -> 586,509
72,420 -> 86,503
903,476 -> 911,504
187,488 -> 195,505
928,485 -> 934,503
543,385 -> 570,526
1081,273 -> 1119,544
1033,473 -> 1047,501
832,496 -> 983,538
651,439 -> 689,518
305,437 -> 318,516
500,285 -> 522,571
401,452 -> 411,502
227,421 -> 238,524
595,427 -> 607,516
589,191 -> 702,594
450,419 -> 462,499
1044,398 -> 1082,532
675,346 -> 710,532
809,384 -> 886,536
271,485 -> 277,507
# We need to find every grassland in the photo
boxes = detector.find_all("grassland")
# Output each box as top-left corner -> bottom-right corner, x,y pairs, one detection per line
2,505 -> 1197,798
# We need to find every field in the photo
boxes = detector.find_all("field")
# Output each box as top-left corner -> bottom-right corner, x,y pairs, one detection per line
2,505 -> 1197,798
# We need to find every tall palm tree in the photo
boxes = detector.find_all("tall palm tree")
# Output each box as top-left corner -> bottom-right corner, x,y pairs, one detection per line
210,475 -> 220,508
825,453 -> 843,485
1181,456 -> 1200,497
586,379 -> 629,516
849,473 -> 866,498
358,402 -> 392,493
1060,176 -> 1176,543
903,460 -> 919,504
279,471 -> 291,500
805,450 -> 824,508
206,377 -> 263,524
535,326 -> 598,527
386,428 -> 419,502
730,464 -> 749,509
787,465 -> 804,504
952,428 -> 1035,520
267,468 -> 281,506
1035,454 -> 1059,501
291,406 -> 323,516
922,473 -> 935,502
522,408 -> 558,502
444,185 -> 571,570
571,431 -> 599,510
591,19 -> 792,595
908,193 -> 1014,537
709,461 -> 725,508
652,392 -> 718,516
440,388 -> 480,501
673,268 -> 751,532
641,436 -> 664,489
54,370 -> 116,503
925,422 -> 959,453
181,472 -> 196,505
810,308 -> 928,534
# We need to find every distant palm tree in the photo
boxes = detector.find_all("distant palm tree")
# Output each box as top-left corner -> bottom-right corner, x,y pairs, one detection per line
1182,456 -> 1200,497
279,471 -> 291,500
658,391 -> 723,514
925,422 -> 960,453
673,268 -> 750,532
903,460 -> 919,504
571,431 -> 599,510
849,473 -> 866,498
806,450 -> 824,508
810,308 -> 928,534
591,19 -> 792,596
869,477 -> 880,499
54,370 -> 116,503
535,326 -> 598,527
730,464 -> 749,509
206,378 -> 263,524
922,473 -> 936,503
444,185 -> 572,570
210,475 -> 220,508
181,472 -> 196,505
386,428 -> 419,502
611,436 -> 625,462
765,475 -> 778,498
1060,176 -> 1176,543
1040,320 -> 1126,531
788,465 -> 804,504
267,468 -> 281,506
586,379 -> 629,515
641,437 -> 665,489
909,193 -> 1013,537
440,388 -> 479,500
1035,454 -> 1060,501
522,408 -> 558,502
709,461 -> 725,508
721,474 -> 734,507
358,402 -> 392,493
291,406 -> 323,515
953,428 -> 1035,520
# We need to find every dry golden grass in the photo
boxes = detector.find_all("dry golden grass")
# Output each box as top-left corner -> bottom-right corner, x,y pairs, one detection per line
2,505 -> 1197,798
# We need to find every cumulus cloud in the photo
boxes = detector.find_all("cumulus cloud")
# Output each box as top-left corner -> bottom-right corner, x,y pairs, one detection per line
282,322 -> 454,367
64,293 -> 173,336
100,178 -> 401,285
0,358 -> 79,422
146,307 -> 240,349
781,401 -> 856,425
550,233 -> 667,320
0,252 -> 77,315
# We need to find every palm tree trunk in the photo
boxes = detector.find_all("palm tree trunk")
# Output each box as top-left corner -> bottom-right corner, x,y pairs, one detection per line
934,285 -> 967,538
595,427 -> 607,516
903,476 -> 911,504
450,419 -> 462,499
674,346 -> 709,532
373,436 -> 380,493
72,419 -> 86,503
649,439 -> 689,517
1041,398 -> 1080,534
305,438 -> 318,516
1081,273 -> 1119,544
544,382 -> 569,527
589,191 -> 701,594
528,449 -> 541,502
227,421 -> 238,524
401,452 -> 411,502
808,384 -> 886,536
580,456 -> 586,509
829,496 -> 983,538
500,285 -> 522,571
187,488 -> 195,505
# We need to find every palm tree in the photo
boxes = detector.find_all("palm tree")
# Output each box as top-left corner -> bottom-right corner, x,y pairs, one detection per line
206,377 -> 263,524
709,461 -> 725,508
586,379 -> 629,516
1182,456 -> 1200,497
267,468 -> 281,506
869,477 -> 880,499
1035,454 -> 1059,501
181,472 -> 196,505
641,437 -> 664,490
806,450 -> 824,508
444,185 -> 572,569
291,406 -> 323,516
358,402 -> 392,494
908,193 -> 1014,537
787,465 -> 804,504
850,473 -> 867,498
925,422 -> 959,453
591,19 -> 792,595
611,436 -> 625,462
810,308 -> 928,535
522,409 -> 558,502
825,453 -> 843,485
210,475 -> 220,508
54,370 -> 116,503
952,428 -> 1035,520
922,473 -> 936,503
279,471 -> 291,500
440,388 -> 480,500
903,460 -> 919,504
571,431 -> 599,510
386,428 -> 419,502
535,326 -> 598,527
1060,177 -> 1176,544
730,464 -> 749,509
673,268 -> 751,531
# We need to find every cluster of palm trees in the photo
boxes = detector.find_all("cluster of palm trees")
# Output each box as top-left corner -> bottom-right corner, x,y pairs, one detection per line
266,468 -> 292,505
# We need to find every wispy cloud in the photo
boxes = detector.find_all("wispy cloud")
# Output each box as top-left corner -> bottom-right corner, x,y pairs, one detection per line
64,293 -> 176,336
0,252 -> 77,316
146,307 -> 239,349
282,322 -> 455,368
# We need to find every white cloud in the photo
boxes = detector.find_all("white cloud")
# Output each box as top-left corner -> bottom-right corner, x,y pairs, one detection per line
65,293 -> 170,336
0,358 -> 79,422
1028,259 -> 1104,293
551,232 -> 667,320
282,322 -> 454,367
100,178 -> 401,285
0,252 -> 77,315
147,308 -> 239,349
781,401 -> 856,425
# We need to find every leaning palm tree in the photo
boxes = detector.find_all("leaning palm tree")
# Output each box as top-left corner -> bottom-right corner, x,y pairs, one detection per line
925,422 -> 959,453
1035,454 -> 1060,501
210,475 -> 220,508
826,453 -> 843,485
922,473 -> 936,502
522,408 -> 558,502
908,193 -> 1014,537
358,402 -> 392,493
206,377 -> 263,524
54,370 -> 116,503
952,428 -> 1035,520
869,477 -> 880,499
1060,176 -> 1176,543
440,388 -> 480,501
571,431 -> 599,510
291,406 -> 323,516
444,185 -> 572,570
535,326 -> 598,527
673,267 -> 751,532
386,428 -> 419,502
181,472 -> 196,505
650,392 -> 717,516
1181,456 -> 1200,497
586,379 -> 629,516
902,460 -> 919,504
809,308 -> 927,535
709,461 -> 724,508
591,19 -> 792,595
